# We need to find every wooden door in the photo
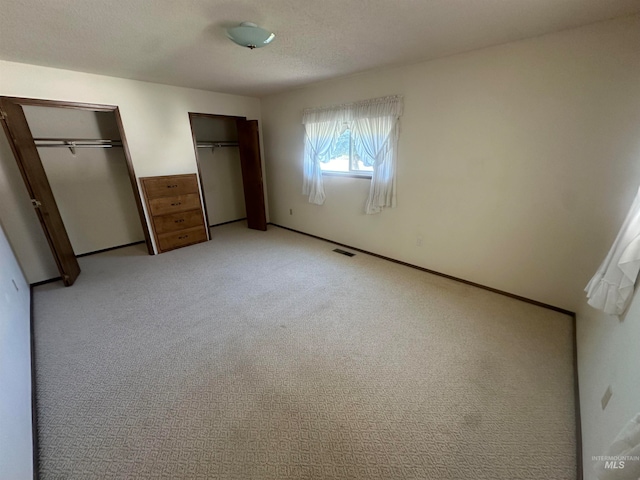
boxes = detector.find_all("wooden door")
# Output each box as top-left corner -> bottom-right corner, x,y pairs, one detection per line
236,119 -> 267,231
0,97 -> 81,285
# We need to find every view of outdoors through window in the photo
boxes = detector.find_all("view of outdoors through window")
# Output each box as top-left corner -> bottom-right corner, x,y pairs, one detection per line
320,127 -> 373,175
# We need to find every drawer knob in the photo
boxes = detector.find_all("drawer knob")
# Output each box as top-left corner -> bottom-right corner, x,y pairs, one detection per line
178,235 -> 188,239
171,202 -> 181,206
167,184 -> 178,188
175,219 -> 185,223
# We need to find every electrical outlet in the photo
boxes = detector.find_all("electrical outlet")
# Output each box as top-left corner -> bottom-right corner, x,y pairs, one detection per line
416,235 -> 423,247
289,208 -> 293,215
601,385 -> 613,410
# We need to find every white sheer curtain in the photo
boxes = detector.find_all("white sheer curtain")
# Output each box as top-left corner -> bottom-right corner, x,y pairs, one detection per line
351,96 -> 403,214
585,186 -> 640,315
301,118 -> 337,205
301,95 -> 403,213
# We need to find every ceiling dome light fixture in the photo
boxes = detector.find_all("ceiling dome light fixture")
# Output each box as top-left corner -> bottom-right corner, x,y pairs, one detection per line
226,22 -> 275,49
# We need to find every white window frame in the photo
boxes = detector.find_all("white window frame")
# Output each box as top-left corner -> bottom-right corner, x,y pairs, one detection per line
319,123 -> 372,179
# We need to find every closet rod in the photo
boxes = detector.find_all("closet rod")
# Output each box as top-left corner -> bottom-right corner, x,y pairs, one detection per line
196,141 -> 239,148
33,143 -> 123,148
34,138 -> 122,143
33,139 -> 123,154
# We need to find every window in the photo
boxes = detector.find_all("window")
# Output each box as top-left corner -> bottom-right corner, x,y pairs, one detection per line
319,125 -> 373,176
302,95 -> 402,212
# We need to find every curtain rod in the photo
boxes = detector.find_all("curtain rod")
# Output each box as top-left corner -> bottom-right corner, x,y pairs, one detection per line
302,95 -> 403,115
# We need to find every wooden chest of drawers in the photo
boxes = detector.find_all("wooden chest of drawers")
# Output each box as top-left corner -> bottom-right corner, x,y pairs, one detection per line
140,174 -> 208,253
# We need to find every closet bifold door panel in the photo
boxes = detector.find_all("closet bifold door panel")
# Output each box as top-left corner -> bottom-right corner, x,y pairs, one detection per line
236,119 -> 267,231
0,97 -> 80,285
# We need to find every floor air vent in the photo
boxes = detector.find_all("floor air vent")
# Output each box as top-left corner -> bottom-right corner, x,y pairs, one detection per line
333,248 -> 355,257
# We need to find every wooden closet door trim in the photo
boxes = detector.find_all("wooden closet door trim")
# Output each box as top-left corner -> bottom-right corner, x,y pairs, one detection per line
236,119 -> 267,231
0,96 -> 81,285
1,96 -> 119,112
188,112 -> 248,236
1,96 -> 153,257
187,112 -> 246,237
113,107 -> 154,255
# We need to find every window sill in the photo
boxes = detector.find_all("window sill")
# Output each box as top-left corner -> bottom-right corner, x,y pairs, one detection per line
321,172 -> 372,179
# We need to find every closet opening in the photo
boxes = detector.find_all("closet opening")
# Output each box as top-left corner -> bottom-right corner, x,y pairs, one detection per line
188,113 -> 267,232
0,96 -> 152,286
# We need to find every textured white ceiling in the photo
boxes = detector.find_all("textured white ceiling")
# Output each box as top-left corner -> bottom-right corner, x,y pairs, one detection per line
1,0 -> 639,97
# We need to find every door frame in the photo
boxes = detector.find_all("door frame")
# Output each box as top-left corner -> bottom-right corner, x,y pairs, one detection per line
188,112 -> 263,230
0,96 -> 153,283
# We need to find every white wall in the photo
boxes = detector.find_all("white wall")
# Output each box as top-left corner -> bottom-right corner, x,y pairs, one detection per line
0,221 -> 33,479
261,15 -> 640,312
577,253 -> 640,479
0,60 -> 265,282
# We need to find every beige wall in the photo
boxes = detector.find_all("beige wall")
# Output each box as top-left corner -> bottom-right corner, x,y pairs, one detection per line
261,15 -> 640,312
0,60 -> 265,282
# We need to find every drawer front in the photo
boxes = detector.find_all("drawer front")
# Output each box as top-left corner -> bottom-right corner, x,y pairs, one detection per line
157,226 -> 207,252
153,209 -> 204,234
149,193 -> 201,216
142,175 -> 198,198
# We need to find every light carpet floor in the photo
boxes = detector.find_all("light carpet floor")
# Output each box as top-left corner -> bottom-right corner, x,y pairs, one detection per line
33,222 -> 576,479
